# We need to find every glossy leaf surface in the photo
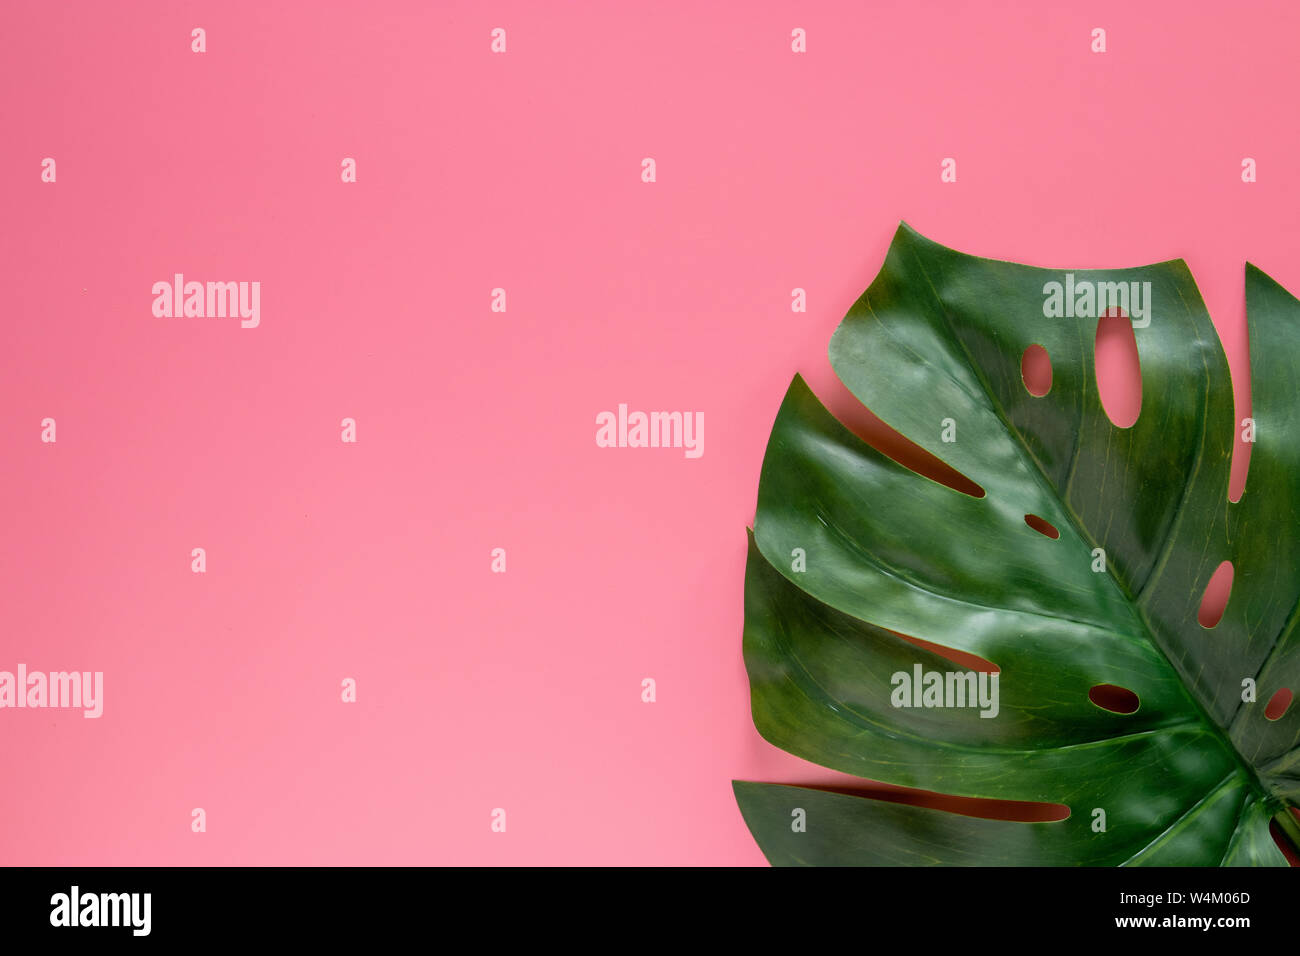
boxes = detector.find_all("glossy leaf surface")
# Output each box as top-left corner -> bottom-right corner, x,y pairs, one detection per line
735,225 -> 1300,866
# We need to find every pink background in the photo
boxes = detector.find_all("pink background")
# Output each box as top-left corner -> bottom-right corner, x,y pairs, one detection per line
2,0 -> 1296,865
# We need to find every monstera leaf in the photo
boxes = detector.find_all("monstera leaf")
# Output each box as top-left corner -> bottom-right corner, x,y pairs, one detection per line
734,224 -> 1300,866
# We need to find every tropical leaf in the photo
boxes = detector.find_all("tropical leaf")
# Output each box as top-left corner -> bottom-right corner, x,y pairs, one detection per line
734,224 -> 1300,866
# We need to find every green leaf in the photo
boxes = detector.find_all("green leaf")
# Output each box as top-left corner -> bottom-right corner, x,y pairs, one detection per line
735,224 -> 1300,866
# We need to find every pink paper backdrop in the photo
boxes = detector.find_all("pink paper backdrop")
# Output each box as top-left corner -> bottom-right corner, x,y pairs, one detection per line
2,0 -> 1296,865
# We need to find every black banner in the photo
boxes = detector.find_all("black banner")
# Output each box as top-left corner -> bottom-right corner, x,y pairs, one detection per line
0,865 -> 1292,943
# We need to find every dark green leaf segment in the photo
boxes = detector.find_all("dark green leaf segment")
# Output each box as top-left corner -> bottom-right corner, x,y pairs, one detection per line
735,224 -> 1300,866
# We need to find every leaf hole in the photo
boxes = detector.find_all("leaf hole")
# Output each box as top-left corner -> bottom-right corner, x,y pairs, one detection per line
795,782 -> 1069,822
1088,684 -> 1140,714
820,381 -> 987,499
890,630 -> 999,673
1095,307 -> 1142,428
1265,688 -> 1294,721
1197,560 -> 1234,629
1024,514 -> 1059,539
1021,344 -> 1052,397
